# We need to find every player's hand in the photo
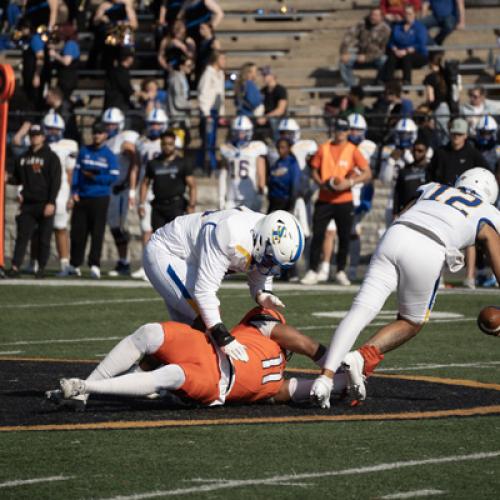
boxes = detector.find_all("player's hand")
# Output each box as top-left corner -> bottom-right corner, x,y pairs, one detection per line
43,203 -> 55,217
222,339 -> 249,362
310,374 -> 333,409
138,205 -> 146,218
210,323 -> 249,362
256,291 -> 285,310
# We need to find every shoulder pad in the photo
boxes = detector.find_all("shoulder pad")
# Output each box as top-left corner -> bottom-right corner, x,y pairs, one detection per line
249,141 -> 268,156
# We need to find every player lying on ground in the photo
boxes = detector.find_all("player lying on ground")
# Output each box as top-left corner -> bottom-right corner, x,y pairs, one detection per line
311,168 -> 500,408
49,307 -> 347,407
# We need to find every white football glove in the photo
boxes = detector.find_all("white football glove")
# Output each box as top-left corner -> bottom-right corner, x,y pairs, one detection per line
310,375 -> 333,409
221,339 -> 249,362
256,291 -> 285,310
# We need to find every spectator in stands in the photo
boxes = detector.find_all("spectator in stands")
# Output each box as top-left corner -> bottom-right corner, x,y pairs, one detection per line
380,0 -> 422,23
301,118 -> 372,287
64,122 -> 119,279
22,0 -> 58,31
87,0 -> 138,69
339,7 -> 391,87
324,86 -> 367,131
48,23 -> 80,103
423,51 -> 451,132
158,19 -> 196,86
167,55 -> 194,145
267,138 -> 301,213
197,49 -> 225,173
414,103 -> 445,149
257,66 -> 288,141
104,48 -> 136,113
45,86 -> 80,144
194,22 -> 221,85
156,0 -> 187,44
7,124 -> 61,279
421,0 -> 465,46
393,137 -> 430,215
461,85 -> 500,131
234,62 -> 264,118
381,5 -> 428,85
138,78 -> 168,118
178,0 -> 224,45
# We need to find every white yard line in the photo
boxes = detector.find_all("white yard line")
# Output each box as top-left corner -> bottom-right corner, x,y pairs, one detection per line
0,475 -> 73,489
1,279 -> 498,295
381,490 -> 445,499
0,336 -> 122,346
0,350 -> 23,355
379,361 -> 500,372
0,298 -> 161,309
98,451 -> 500,500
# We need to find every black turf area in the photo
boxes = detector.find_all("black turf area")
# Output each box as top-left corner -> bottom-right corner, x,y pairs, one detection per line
1,360 -> 499,427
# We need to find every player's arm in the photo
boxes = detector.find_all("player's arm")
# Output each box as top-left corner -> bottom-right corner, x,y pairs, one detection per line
271,324 -> 326,366
217,166 -> 228,209
185,175 -> 197,213
256,155 -> 266,194
477,224 -> 500,283
138,174 -> 151,218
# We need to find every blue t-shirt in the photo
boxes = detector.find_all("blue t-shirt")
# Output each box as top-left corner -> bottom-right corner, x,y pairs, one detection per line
429,0 -> 457,20
236,80 -> 264,117
72,144 -> 119,198
268,154 -> 301,200
62,40 -> 80,60
29,33 -> 45,53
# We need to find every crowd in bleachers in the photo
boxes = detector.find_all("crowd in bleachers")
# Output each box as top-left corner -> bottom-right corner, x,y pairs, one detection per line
1,1 -> 499,289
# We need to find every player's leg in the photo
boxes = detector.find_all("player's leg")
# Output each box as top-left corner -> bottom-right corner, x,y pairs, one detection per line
318,221 -> 336,282
276,373 -> 349,403
143,242 -> 199,324
54,193 -> 70,271
11,207 -> 38,272
332,201 -> 354,284
132,200 -> 153,279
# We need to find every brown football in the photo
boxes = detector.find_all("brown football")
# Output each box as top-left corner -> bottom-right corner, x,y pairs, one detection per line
477,306 -> 500,337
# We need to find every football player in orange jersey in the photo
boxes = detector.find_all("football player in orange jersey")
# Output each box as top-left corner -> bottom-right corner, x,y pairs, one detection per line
51,307 -> 347,408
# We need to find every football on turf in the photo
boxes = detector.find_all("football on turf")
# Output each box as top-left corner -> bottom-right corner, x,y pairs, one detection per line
477,306 -> 500,337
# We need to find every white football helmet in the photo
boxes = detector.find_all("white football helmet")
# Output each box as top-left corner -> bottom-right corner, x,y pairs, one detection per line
42,111 -> 65,143
231,115 -> 253,146
102,107 -> 125,137
455,167 -> 499,205
146,108 -> 168,139
347,113 -> 367,145
278,118 -> 301,143
252,211 -> 304,276
394,118 -> 417,149
475,115 -> 498,148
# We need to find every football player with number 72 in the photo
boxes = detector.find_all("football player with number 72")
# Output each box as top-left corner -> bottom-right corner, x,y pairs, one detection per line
311,168 -> 500,408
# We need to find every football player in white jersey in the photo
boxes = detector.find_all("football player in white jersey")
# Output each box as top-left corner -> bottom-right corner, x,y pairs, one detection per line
102,107 -> 140,276
379,118 -> 427,227
143,208 -> 304,362
311,168 -> 500,408
219,116 -> 267,212
132,108 -> 168,280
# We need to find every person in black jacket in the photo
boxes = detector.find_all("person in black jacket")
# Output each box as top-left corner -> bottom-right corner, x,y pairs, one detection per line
7,124 -> 61,278
393,138 -> 430,216
104,48 -> 136,113
428,117 -> 489,184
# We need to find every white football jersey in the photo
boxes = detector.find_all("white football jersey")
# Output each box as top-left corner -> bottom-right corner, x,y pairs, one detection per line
49,139 -> 78,205
398,182 -> 500,250
220,141 -> 267,210
292,140 -> 318,170
351,139 -> 377,207
106,130 -> 139,183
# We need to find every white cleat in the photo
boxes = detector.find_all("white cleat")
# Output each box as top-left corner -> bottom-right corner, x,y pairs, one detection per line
60,378 -> 87,399
463,277 -> 475,289
131,267 -> 147,280
90,265 -> 101,279
335,270 -> 351,286
300,270 -> 319,285
341,350 -> 367,401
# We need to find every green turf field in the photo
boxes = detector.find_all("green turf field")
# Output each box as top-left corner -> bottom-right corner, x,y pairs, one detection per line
0,281 -> 499,499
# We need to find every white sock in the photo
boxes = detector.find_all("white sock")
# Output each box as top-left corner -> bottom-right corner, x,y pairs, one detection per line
288,372 -> 348,403
84,364 -> 185,397
60,258 -> 69,271
86,323 -> 164,382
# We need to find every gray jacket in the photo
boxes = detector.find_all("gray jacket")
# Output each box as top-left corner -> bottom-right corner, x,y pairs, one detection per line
167,70 -> 191,122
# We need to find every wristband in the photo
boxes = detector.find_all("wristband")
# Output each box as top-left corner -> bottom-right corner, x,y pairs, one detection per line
210,323 -> 234,347
129,189 -> 136,198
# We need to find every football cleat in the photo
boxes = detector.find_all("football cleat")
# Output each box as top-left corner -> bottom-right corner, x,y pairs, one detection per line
341,350 -> 367,401
60,378 -> 86,399
300,270 -> 319,285
335,270 -> 351,286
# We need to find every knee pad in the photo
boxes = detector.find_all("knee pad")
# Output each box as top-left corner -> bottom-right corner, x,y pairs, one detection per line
130,323 -> 164,355
111,227 -> 130,245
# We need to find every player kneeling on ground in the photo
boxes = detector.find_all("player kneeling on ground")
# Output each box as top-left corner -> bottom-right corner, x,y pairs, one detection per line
311,168 -> 500,408
48,308 -> 347,407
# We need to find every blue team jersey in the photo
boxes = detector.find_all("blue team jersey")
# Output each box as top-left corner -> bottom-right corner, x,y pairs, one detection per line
72,144 -> 119,198
268,154 -> 302,200
62,40 -> 80,60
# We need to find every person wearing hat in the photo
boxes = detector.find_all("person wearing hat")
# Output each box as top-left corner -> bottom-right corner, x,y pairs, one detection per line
428,117 -> 490,289
7,124 -> 62,278
428,117 -> 489,185
301,118 -> 372,286
60,122 -> 119,279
